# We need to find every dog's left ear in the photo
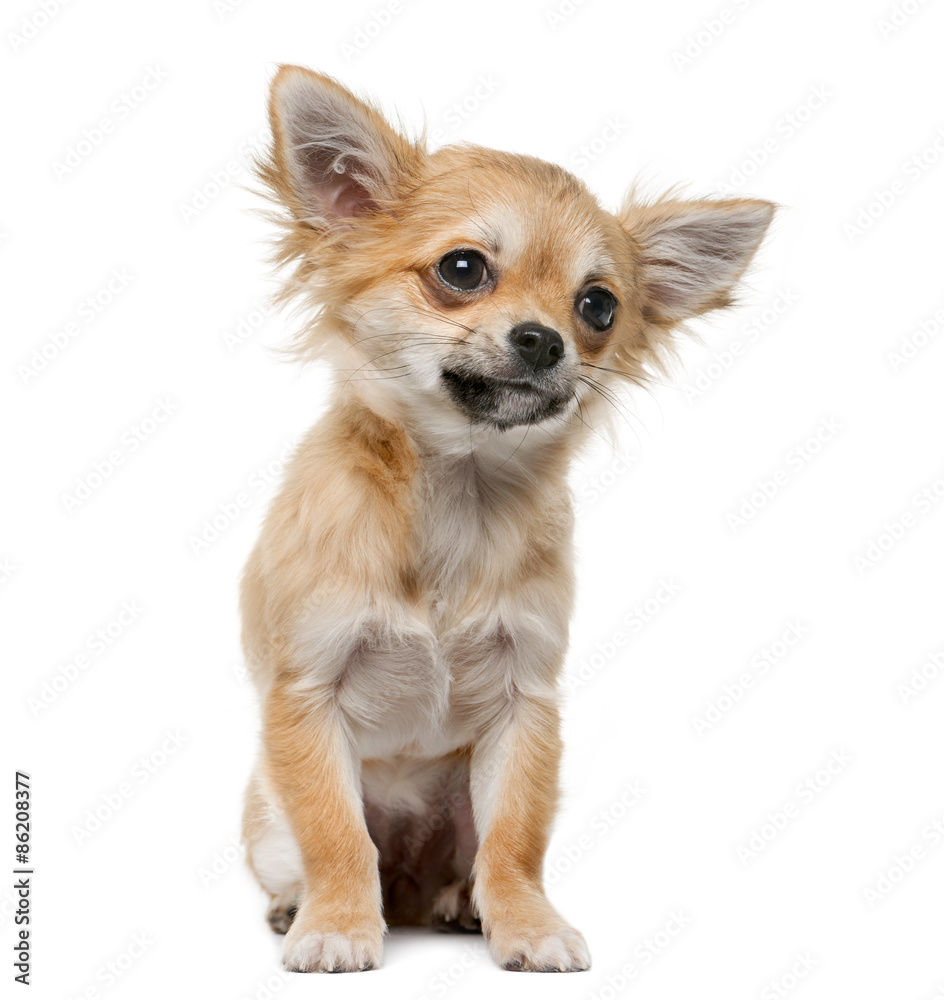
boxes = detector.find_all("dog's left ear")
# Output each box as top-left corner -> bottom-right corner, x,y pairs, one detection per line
622,196 -> 776,326
262,65 -> 423,225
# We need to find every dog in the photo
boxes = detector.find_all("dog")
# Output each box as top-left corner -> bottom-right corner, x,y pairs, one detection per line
239,65 -> 774,973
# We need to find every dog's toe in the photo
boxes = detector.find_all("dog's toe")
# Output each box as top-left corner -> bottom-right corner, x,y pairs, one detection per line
431,879 -> 481,934
282,922 -> 383,973
489,922 -> 590,972
266,900 -> 297,935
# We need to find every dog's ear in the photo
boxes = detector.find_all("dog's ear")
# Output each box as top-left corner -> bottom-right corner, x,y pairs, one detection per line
621,195 -> 776,326
262,65 -> 422,224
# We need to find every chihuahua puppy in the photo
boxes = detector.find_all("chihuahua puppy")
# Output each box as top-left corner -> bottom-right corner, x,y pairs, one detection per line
240,66 -> 774,973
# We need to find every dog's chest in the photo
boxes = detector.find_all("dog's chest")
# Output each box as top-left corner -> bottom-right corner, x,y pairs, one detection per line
413,455 -> 511,592
327,455 -> 571,758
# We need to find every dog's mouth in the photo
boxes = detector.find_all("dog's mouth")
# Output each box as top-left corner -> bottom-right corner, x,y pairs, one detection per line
440,368 -> 573,429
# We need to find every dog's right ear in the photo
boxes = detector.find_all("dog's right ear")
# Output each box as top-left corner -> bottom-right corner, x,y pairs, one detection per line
261,65 -> 422,225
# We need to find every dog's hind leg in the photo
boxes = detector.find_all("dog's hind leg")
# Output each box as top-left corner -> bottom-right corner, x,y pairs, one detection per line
242,765 -> 304,935
430,769 -> 479,933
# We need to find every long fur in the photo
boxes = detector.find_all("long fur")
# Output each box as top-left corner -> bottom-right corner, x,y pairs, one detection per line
240,65 -> 775,973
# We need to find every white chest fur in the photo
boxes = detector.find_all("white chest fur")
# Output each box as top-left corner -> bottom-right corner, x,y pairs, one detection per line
290,447 -> 574,760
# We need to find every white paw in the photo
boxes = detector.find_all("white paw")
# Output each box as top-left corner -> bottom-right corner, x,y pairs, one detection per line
282,925 -> 382,973
489,922 -> 590,972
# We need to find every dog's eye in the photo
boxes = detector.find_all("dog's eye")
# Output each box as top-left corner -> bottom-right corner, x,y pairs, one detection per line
437,250 -> 489,291
576,288 -> 617,331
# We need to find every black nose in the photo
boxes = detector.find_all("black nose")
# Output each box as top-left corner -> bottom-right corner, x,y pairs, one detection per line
509,323 -> 564,370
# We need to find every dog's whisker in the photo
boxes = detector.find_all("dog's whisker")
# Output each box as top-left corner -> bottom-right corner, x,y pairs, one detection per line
489,424 -> 531,475
576,373 -> 645,441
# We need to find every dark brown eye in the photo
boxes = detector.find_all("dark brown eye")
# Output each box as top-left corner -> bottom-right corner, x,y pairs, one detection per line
577,288 -> 617,331
438,250 -> 488,291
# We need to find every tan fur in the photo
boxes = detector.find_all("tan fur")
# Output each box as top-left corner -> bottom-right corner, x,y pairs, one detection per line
239,65 -> 775,973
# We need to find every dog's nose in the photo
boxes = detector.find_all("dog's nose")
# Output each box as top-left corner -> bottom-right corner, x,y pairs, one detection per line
509,323 -> 564,370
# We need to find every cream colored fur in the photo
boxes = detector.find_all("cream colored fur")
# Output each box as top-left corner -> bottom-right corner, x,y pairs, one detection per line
239,65 -> 775,973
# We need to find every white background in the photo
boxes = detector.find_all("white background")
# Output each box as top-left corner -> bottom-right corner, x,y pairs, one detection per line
4,0 -> 944,998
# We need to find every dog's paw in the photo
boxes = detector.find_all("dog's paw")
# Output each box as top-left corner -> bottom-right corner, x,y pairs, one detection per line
431,880 -> 481,933
265,890 -> 299,935
487,920 -> 590,972
282,916 -> 383,973
267,901 -> 298,935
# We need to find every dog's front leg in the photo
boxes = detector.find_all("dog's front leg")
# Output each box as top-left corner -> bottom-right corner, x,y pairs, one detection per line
471,696 -> 590,972
263,681 -> 383,972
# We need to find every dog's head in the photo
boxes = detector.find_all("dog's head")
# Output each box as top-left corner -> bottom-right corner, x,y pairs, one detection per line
258,66 -> 774,440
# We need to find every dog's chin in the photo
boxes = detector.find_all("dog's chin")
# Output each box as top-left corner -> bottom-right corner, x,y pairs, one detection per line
440,369 -> 573,430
